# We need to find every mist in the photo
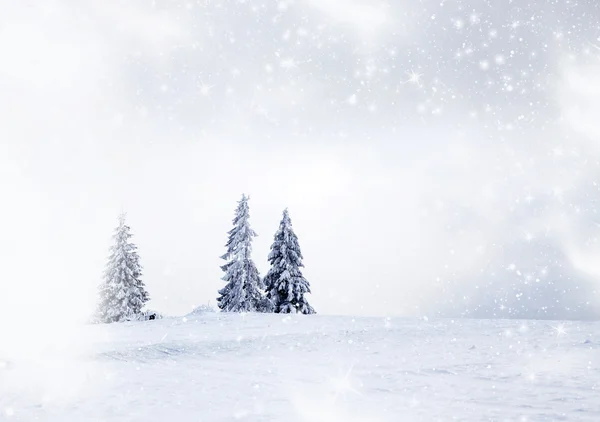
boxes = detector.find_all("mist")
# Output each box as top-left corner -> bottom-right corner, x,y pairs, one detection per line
1,0 -> 600,334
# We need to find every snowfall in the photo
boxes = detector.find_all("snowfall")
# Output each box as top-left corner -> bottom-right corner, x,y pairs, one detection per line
0,313 -> 598,422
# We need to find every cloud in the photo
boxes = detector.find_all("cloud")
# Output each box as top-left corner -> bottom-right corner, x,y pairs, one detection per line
303,0 -> 390,35
85,0 -> 192,51
558,57 -> 600,143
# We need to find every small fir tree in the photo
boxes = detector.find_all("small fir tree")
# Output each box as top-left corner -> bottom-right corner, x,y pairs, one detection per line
217,195 -> 266,312
264,209 -> 315,314
97,214 -> 149,323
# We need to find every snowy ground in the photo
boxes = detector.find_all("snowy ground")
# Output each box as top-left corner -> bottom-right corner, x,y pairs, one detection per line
0,314 -> 598,421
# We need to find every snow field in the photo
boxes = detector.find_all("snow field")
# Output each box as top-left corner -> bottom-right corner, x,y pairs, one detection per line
1,314 -> 598,421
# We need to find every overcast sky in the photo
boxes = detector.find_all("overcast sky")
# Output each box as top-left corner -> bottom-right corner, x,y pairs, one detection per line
1,0 -> 600,325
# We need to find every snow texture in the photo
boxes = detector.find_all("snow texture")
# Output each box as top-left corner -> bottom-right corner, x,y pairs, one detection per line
96,214 -> 149,323
1,314 -> 598,421
264,209 -> 315,314
217,195 -> 267,312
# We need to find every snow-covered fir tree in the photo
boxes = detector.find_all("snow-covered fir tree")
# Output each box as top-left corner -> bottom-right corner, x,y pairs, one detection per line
217,195 -> 267,312
97,214 -> 149,323
264,209 -> 315,314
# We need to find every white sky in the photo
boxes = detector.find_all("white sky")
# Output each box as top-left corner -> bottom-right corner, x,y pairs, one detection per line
1,0 -> 600,326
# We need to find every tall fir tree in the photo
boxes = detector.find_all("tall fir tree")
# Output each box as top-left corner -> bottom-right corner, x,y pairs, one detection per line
217,195 -> 266,312
97,214 -> 149,323
264,209 -> 315,314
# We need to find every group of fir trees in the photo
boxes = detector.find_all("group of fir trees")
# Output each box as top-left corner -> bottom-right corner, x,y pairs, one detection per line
95,195 -> 314,324
217,195 -> 315,314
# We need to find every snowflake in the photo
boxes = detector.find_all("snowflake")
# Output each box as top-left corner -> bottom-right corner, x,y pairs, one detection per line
384,317 -> 392,328
551,323 -> 568,338
409,395 -> 420,408
199,83 -> 213,96
280,58 -> 297,70
329,365 -> 361,402
405,70 -> 423,86
552,146 -> 564,157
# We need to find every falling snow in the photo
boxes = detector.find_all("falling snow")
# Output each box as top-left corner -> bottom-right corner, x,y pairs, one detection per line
2,0 -> 600,420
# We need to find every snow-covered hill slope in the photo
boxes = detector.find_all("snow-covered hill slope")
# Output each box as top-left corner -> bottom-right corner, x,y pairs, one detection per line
1,314 -> 598,421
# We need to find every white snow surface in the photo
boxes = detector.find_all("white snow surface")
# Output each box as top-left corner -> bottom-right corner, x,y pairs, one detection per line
1,314 -> 598,421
